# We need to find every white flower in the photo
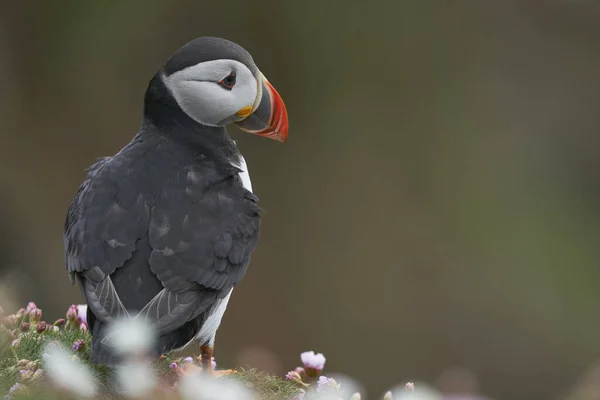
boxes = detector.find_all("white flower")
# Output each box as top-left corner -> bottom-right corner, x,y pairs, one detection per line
105,317 -> 155,356
316,376 -> 340,392
42,343 -> 98,398
179,374 -> 253,400
327,373 -> 364,399
115,360 -> 156,397
300,351 -> 326,371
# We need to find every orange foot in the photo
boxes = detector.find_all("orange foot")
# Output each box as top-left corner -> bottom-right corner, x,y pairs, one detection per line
198,344 -> 237,378
211,369 -> 237,378
181,363 -> 237,378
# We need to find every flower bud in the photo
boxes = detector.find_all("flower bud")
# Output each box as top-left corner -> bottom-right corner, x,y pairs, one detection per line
79,323 -> 88,333
66,305 -> 78,322
29,308 -> 42,324
31,369 -> 44,381
285,371 -> 304,385
19,370 -> 34,381
17,359 -> 29,367
11,338 -> 21,347
15,308 -> 26,319
26,302 -> 37,312
51,326 -> 59,333
4,315 -> 17,327
383,391 -> 393,400
53,318 -> 65,327
405,382 -> 414,391
2,326 -> 15,340
36,321 -> 48,333
20,322 -> 30,332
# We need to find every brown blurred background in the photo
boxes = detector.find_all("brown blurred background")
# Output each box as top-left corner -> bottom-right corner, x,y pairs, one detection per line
1,1 -> 600,399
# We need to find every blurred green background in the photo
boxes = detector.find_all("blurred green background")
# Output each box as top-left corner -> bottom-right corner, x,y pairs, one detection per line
1,1 -> 600,399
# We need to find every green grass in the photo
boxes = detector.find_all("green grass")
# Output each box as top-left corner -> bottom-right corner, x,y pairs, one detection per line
0,308 -> 303,400
233,368 -> 300,400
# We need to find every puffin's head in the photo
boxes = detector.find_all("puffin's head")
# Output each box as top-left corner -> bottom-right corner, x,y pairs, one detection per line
160,37 -> 288,143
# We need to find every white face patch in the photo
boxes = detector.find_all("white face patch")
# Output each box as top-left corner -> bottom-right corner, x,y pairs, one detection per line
164,60 -> 258,127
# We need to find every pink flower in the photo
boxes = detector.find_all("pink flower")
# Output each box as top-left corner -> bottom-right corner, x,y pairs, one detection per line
26,302 -> 38,312
300,351 -> 326,376
76,304 -> 87,326
72,339 -> 85,352
405,382 -> 415,391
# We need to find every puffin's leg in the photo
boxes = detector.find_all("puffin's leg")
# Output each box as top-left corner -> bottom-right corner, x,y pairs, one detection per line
200,344 -> 236,377
199,344 -> 214,372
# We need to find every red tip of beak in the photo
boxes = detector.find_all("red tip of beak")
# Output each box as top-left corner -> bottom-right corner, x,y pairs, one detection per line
262,80 -> 289,143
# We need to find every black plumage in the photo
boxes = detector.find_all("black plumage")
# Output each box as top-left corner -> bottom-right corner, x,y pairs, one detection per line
64,38 -> 263,364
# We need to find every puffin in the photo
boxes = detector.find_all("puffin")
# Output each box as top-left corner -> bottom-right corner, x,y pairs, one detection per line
63,37 -> 288,369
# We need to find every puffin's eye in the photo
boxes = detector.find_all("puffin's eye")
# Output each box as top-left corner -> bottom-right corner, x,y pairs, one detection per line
218,72 -> 236,90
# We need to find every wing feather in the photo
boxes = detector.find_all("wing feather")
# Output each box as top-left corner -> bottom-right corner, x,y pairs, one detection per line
64,151 -> 260,338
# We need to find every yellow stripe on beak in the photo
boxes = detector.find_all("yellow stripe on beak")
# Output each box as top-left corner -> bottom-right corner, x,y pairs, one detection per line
236,105 -> 253,119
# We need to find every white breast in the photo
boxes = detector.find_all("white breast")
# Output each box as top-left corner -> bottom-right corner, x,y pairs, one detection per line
195,289 -> 233,346
235,155 -> 253,192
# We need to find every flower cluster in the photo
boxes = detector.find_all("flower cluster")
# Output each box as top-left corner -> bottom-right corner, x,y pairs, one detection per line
285,351 -> 416,400
0,302 -> 91,399
285,351 -> 355,399
1,301 -> 428,400
1,301 -> 251,399
66,304 -> 88,332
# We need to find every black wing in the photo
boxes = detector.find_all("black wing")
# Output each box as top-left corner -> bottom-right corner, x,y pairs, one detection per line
65,156 -> 149,322
64,155 -> 261,336
139,163 -> 261,335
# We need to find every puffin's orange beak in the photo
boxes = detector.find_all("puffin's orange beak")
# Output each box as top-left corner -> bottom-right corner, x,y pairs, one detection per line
235,75 -> 288,143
